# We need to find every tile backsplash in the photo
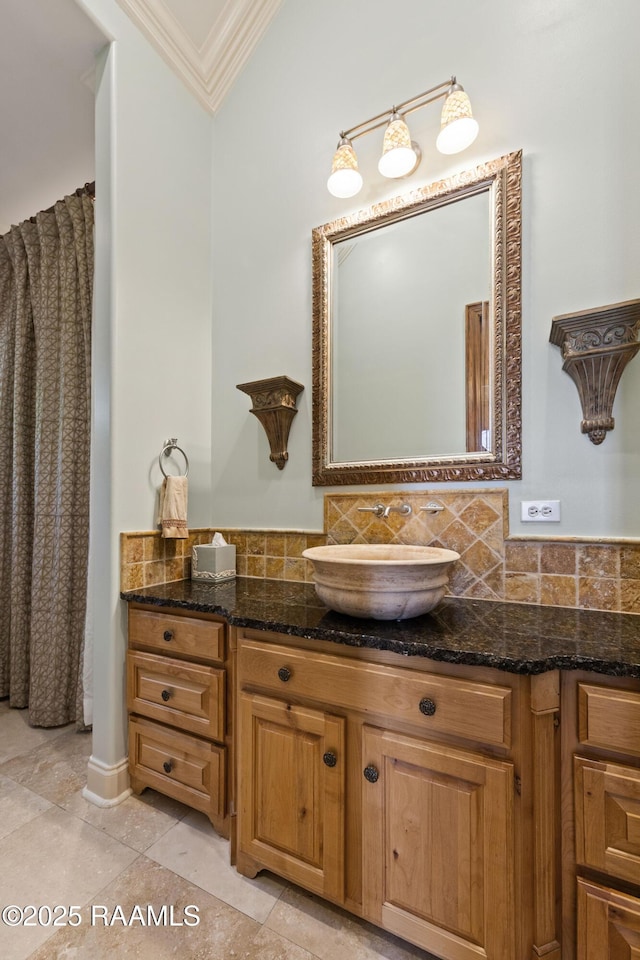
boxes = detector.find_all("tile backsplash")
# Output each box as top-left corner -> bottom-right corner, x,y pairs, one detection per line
120,489 -> 640,615
120,528 -> 326,593
324,490 -> 508,602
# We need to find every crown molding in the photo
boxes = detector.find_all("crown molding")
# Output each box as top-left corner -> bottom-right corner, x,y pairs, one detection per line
115,0 -> 211,111
200,0 -> 283,112
115,0 -> 283,114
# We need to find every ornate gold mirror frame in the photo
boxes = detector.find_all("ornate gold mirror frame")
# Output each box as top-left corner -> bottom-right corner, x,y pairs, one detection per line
311,150 -> 522,485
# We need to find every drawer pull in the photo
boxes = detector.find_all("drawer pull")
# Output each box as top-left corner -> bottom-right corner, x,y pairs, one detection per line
161,689 -> 172,702
419,697 -> 437,717
163,630 -> 173,642
364,765 -> 379,783
163,760 -> 173,774
323,751 -> 337,768
278,666 -> 291,682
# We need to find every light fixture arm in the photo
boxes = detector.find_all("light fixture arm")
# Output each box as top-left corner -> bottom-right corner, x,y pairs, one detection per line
339,77 -> 457,142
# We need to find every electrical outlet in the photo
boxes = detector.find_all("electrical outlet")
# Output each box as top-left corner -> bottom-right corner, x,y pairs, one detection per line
521,500 -> 561,522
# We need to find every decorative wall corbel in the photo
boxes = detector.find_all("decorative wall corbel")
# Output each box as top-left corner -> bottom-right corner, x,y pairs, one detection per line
236,376 -> 304,469
549,299 -> 640,444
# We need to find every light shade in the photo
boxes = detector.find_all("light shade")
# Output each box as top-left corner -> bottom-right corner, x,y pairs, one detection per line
377,113 -> 419,178
436,88 -> 479,155
327,139 -> 363,198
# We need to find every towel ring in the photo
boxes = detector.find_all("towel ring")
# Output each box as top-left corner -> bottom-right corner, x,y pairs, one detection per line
159,438 -> 189,478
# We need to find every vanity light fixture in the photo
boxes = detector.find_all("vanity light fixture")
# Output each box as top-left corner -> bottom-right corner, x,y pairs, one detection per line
327,76 -> 478,199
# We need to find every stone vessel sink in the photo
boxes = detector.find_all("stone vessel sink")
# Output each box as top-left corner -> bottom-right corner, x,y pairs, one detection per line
302,544 -> 460,621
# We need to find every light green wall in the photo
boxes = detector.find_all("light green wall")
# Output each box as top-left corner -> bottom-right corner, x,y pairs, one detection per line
76,0 -> 213,778
78,0 -> 213,533
211,0 -> 640,538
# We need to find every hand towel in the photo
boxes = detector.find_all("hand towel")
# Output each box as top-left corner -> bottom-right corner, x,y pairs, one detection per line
158,475 -> 188,539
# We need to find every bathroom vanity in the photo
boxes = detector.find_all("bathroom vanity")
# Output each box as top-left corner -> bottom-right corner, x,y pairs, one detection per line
235,627 -> 533,960
122,577 -> 640,960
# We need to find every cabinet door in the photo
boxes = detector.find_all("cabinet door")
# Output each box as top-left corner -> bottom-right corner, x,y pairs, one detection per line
362,725 -> 515,960
238,692 -> 345,902
577,879 -> 640,959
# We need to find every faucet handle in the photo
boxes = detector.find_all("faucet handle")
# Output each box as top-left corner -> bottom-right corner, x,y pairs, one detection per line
357,503 -> 386,518
420,502 -> 444,514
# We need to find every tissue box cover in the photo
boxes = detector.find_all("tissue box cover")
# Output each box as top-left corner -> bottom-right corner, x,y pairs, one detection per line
191,544 -> 236,582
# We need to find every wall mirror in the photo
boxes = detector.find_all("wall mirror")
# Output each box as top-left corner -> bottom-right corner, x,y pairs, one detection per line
311,150 -> 522,485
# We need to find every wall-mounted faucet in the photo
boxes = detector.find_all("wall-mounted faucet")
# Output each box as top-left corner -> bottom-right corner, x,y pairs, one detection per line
357,502 -> 412,519
383,503 -> 412,518
357,501 -> 443,520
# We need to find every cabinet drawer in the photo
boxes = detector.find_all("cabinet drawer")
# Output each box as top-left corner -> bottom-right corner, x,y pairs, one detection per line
578,683 -> 640,757
127,650 -> 225,741
577,879 -> 640,959
575,755 -> 640,885
128,608 -> 224,663
238,638 -> 512,748
129,716 -> 225,819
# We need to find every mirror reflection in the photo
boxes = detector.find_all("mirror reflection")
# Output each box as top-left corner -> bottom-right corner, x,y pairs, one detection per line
332,190 -> 491,462
312,151 -> 522,485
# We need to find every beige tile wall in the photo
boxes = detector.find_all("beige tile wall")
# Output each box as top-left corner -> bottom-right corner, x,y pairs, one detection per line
120,489 -> 640,614
504,539 -> 640,613
120,528 -> 327,593
120,529 -> 209,592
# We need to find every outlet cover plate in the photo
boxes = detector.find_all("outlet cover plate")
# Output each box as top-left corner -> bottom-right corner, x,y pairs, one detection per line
521,500 -> 561,522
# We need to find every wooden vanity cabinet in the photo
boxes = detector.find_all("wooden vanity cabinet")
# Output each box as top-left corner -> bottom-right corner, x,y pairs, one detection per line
236,627 -> 560,960
127,604 -> 232,837
561,672 -> 640,960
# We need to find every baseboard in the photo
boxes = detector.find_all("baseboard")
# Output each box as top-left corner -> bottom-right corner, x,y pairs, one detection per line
83,753 -> 132,807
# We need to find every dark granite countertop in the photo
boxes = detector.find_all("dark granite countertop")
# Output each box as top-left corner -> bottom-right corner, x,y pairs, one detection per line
121,577 -> 640,679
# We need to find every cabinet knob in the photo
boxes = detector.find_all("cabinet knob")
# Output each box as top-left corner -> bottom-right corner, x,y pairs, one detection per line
163,760 -> 173,774
419,697 -> 437,717
363,765 -> 379,783
161,689 -> 171,702
278,666 -> 291,682
323,751 -> 337,768
163,630 -> 173,642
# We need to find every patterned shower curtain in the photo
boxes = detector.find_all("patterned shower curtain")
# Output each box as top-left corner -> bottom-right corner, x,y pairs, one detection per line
0,192 -> 93,727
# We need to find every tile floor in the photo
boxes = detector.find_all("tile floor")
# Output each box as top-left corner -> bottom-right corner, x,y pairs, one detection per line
0,700 -> 434,960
